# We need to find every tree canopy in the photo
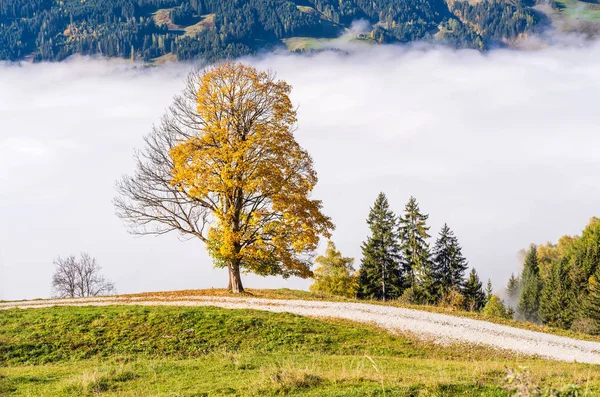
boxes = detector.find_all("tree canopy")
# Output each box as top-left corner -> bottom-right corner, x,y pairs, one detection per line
116,62 -> 333,293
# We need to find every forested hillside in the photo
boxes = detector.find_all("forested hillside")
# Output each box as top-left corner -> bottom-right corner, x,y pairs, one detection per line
0,0 -> 538,62
509,217 -> 600,335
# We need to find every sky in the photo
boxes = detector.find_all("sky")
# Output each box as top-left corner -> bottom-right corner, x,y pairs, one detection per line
1,42 -> 600,300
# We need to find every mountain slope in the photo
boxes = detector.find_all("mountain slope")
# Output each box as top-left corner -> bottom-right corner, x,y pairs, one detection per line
0,0 -> 539,62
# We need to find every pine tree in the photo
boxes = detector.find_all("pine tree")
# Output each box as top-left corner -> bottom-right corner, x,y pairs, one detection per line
506,273 -> 520,302
518,245 -> 542,322
587,265 -> 600,332
358,193 -> 403,301
430,223 -> 469,302
310,241 -> 357,298
485,279 -> 493,304
399,196 -> 432,303
463,268 -> 486,311
539,258 -> 574,329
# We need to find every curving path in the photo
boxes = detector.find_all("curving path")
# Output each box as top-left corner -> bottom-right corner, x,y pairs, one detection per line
2,295 -> 599,364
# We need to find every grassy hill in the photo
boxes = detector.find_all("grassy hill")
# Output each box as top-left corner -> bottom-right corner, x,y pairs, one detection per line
1,300 -> 599,396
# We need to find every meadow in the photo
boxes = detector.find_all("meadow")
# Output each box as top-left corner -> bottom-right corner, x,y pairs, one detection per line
1,301 -> 599,396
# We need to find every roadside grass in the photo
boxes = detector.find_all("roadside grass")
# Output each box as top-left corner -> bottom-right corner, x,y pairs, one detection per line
1,305 -> 599,396
121,288 -> 600,343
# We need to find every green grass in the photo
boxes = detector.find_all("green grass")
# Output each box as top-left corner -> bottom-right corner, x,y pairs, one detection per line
553,0 -> 600,22
122,288 -> 600,343
281,37 -> 333,51
1,305 -> 599,396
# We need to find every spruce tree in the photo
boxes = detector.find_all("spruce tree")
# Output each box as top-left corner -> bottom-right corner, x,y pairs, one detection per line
398,196 -> 432,303
358,193 -> 403,301
518,245 -> 542,322
539,258 -> 574,329
431,223 -> 469,301
463,268 -> 486,311
485,279 -> 493,304
506,273 -> 520,302
587,265 -> 600,332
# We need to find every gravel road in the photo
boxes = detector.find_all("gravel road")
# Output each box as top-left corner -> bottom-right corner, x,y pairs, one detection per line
2,295 -> 599,364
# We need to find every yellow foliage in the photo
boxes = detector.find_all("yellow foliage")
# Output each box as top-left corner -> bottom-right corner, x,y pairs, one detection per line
170,63 -> 334,279
310,241 -> 357,298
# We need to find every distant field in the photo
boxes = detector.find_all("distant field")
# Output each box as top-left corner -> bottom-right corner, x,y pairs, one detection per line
183,14 -> 215,37
554,0 -> 600,21
152,9 -> 215,35
1,305 -> 599,396
282,36 -> 333,51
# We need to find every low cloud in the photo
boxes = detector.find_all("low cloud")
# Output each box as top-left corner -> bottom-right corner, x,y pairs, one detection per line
2,43 -> 600,300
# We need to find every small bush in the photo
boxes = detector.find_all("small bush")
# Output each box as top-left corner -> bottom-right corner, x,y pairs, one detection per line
398,287 -> 419,305
483,295 -> 512,320
438,288 -> 465,311
570,318 -> 597,335
262,369 -> 324,393
504,367 -> 582,397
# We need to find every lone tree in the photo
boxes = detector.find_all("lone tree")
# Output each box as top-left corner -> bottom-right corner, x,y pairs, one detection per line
357,193 -> 403,301
115,63 -> 333,293
310,241 -> 357,298
52,253 -> 115,298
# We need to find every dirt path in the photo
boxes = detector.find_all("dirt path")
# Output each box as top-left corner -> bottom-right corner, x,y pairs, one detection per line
2,295 -> 599,364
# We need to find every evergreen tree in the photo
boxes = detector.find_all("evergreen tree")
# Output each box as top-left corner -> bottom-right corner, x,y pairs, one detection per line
518,245 -> 542,322
310,241 -> 357,298
587,264 -> 600,332
399,196 -> 432,303
539,258 -> 574,329
463,268 -> 486,311
358,193 -> 403,301
506,273 -> 520,301
575,217 -> 600,277
485,278 -> 493,304
430,223 -> 469,301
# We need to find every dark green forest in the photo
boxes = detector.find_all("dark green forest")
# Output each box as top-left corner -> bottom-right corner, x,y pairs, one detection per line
509,217 -> 600,335
0,0 -> 539,62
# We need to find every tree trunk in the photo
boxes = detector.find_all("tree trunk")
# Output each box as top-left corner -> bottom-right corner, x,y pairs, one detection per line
228,259 -> 244,293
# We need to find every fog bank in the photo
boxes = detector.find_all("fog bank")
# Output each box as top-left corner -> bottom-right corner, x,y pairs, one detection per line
2,44 -> 600,300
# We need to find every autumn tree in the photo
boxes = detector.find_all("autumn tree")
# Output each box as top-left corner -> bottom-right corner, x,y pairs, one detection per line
52,253 -> 115,298
398,196 -> 432,302
115,63 -> 333,293
310,241 -> 357,298
357,193 -> 403,301
430,223 -> 468,301
483,295 -> 512,319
